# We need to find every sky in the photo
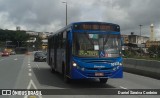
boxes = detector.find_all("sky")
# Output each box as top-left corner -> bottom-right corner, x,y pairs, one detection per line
0,0 -> 160,40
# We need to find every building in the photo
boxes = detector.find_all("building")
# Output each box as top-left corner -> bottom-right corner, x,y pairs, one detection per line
121,35 -> 129,44
121,33 -> 149,52
42,39 -> 47,50
150,24 -> 155,41
146,40 -> 160,48
27,37 -> 36,43
122,33 -> 149,45
128,32 -> 149,44
26,31 -> 38,36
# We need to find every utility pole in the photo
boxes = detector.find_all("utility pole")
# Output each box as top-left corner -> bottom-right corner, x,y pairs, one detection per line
62,1 -> 67,26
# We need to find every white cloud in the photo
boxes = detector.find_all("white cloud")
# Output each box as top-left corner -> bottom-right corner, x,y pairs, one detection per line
0,0 -> 160,39
0,12 -> 15,30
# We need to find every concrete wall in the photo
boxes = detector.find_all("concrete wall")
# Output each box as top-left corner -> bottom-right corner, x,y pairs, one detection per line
123,58 -> 160,79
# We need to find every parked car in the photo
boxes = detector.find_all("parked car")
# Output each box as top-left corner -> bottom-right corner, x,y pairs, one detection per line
1,51 -> 9,56
10,51 -> 16,55
34,52 -> 46,62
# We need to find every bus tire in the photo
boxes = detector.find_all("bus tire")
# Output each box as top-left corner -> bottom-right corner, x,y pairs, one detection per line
64,74 -> 70,83
51,60 -> 56,73
99,78 -> 108,84
51,67 -> 56,73
63,66 -> 70,83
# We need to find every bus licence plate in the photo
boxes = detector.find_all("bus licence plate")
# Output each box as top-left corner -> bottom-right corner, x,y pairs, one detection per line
95,72 -> 104,76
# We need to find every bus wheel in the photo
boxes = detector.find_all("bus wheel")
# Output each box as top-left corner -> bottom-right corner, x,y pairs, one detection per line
64,74 -> 70,83
51,66 -> 55,73
63,67 -> 70,83
99,78 -> 108,84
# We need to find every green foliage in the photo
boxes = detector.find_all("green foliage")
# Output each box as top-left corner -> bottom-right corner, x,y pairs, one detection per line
0,30 -> 29,42
0,29 -> 30,47
0,41 -> 5,49
157,45 -> 160,57
34,36 -> 42,50
123,45 -> 160,61
148,45 -> 157,54
123,50 -> 138,58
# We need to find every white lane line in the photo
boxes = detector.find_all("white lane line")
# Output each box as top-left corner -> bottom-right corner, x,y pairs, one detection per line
28,56 -> 31,63
0,59 -> 4,61
29,69 -> 32,72
36,63 -> 40,70
28,63 -> 30,66
14,58 -> 18,60
24,79 -> 42,98
120,86 -> 128,89
28,73 -> 32,76
27,79 -> 37,89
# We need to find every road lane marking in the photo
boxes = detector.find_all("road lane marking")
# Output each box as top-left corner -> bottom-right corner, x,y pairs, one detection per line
29,69 -> 32,71
14,58 -> 18,60
120,86 -> 128,89
28,64 -> 31,65
0,59 -> 4,61
24,79 -> 42,98
36,63 -> 40,70
27,79 -> 37,89
28,73 -> 32,76
28,60 -> 30,63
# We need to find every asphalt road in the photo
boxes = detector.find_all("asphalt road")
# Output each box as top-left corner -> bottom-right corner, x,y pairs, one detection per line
0,54 -> 160,98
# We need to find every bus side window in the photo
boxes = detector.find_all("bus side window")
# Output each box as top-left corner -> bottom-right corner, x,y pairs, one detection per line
55,35 -> 58,49
62,31 -> 67,49
57,34 -> 61,49
60,32 -> 63,48
51,37 -> 54,49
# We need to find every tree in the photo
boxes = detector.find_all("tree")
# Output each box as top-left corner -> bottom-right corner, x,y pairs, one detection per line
148,45 -> 157,54
0,30 -> 30,47
148,45 -> 158,58
157,45 -> 160,57
34,36 -> 42,50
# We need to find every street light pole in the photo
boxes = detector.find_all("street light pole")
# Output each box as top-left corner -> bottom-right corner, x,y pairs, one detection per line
139,24 -> 143,56
62,1 -> 67,26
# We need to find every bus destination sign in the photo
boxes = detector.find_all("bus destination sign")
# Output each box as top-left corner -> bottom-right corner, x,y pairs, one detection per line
73,23 -> 120,31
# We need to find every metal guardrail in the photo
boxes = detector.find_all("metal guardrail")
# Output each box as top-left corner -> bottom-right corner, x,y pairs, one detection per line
123,58 -> 160,79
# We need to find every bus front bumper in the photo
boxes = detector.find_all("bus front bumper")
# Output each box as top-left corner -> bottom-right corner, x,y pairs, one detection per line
70,67 -> 123,79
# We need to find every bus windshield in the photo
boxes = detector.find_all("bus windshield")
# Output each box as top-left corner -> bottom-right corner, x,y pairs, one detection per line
72,32 -> 121,58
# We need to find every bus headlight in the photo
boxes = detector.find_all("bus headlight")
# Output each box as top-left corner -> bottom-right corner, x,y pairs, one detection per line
73,62 -> 77,67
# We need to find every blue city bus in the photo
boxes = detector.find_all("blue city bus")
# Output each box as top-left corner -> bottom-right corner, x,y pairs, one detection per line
47,22 -> 123,83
